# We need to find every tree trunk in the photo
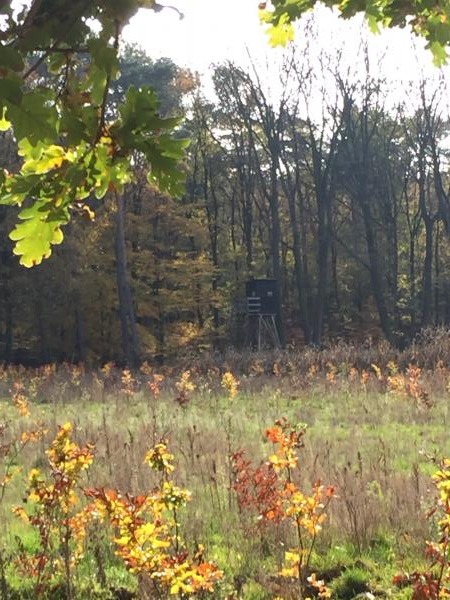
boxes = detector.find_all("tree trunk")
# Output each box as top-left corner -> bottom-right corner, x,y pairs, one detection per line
75,302 -> 86,363
285,186 -> 311,343
435,222 -> 440,323
115,192 -> 141,366
1,249 -> 12,362
409,237 -> 416,331
359,195 -> 394,344
269,162 -> 285,347
421,216 -> 434,327
312,190 -> 331,346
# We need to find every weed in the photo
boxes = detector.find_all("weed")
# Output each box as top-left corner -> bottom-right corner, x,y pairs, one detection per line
331,567 -> 371,599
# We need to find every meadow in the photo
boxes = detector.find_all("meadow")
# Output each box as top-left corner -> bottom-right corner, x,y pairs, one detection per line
2,335 -> 450,599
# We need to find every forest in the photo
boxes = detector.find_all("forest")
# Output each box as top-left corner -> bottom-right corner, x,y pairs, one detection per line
2,37 -> 450,364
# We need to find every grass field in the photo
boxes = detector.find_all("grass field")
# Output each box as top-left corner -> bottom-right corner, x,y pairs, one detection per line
1,344 -> 450,598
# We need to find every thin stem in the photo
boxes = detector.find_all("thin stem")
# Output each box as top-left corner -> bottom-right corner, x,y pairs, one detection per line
173,506 -> 179,553
62,520 -> 73,600
286,462 -> 305,600
436,526 -> 449,596
94,21 -> 120,144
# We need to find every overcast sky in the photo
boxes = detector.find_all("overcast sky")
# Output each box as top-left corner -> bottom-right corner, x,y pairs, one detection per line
123,1 -> 438,74
122,0 -> 450,116
123,0 -> 265,72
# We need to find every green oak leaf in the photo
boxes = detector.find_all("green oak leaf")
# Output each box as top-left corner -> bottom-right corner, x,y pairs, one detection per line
367,13 -> 381,34
17,139 -> 45,161
0,74 -> 23,105
267,19 -> 295,46
88,38 -> 119,78
260,9 -> 295,47
114,86 -> 188,195
9,201 -> 68,267
430,40 -> 449,66
2,171 -> 42,205
0,45 -> 24,71
156,135 -> 190,159
7,91 -> 58,144
146,143 -> 187,196
83,62 -> 108,106
59,111 -> 88,145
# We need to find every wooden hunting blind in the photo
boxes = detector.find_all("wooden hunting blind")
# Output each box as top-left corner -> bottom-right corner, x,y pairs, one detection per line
245,279 -> 281,350
246,279 -> 279,315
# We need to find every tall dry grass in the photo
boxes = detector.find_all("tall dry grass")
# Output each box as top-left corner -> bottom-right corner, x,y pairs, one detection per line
1,336 -> 450,595
2,364 -> 441,504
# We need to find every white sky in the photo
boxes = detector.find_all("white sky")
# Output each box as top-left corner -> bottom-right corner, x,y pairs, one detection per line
122,0 -> 450,118
123,1 -> 438,77
124,0 -> 266,73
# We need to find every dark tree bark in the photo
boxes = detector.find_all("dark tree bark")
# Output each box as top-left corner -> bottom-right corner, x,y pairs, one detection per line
115,192 -> 141,366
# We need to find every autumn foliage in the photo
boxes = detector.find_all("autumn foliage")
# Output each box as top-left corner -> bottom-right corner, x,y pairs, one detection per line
13,423 -> 94,597
86,441 -> 222,596
394,458 -> 450,599
2,392 -> 223,598
232,418 -> 336,598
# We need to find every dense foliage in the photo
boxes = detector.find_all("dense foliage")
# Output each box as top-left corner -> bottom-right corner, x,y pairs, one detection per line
0,0 -> 187,267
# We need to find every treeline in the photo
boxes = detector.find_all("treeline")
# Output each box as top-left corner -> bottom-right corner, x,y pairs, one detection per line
1,41 -> 450,365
